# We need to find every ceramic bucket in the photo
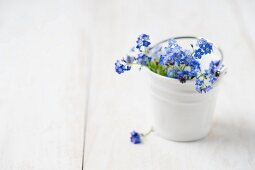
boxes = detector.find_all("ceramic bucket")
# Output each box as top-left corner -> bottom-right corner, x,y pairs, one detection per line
146,36 -> 226,141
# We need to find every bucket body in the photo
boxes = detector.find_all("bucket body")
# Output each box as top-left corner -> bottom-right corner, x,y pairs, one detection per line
146,69 -> 219,141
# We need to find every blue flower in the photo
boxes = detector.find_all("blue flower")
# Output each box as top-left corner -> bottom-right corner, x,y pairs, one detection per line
171,45 -> 182,54
196,38 -> 213,55
126,65 -> 131,71
190,59 -> 200,69
115,60 -> 131,74
115,60 -> 125,74
162,42 -> 182,63
204,85 -> 213,93
184,49 -> 192,56
115,35 -> 225,94
176,70 -> 189,83
167,68 -> 176,77
194,48 -> 204,59
209,60 -> 220,74
209,75 -> 217,84
159,55 -> 165,65
125,55 -> 135,64
196,38 -> 208,48
168,53 -> 179,64
180,52 -> 192,65
161,54 -> 177,66
204,69 -> 210,76
130,131 -> 141,144
136,34 -> 151,50
196,85 -> 202,93
168,38 -> 177,47
143,41 -> 151,47
137,53 -> 149,66
189,69 -> 198,78
160,39 -> 186,66
213,60 -> 220,66
203,43 -> 213,54
195,78 -> 203,86
141,34 -> 149,41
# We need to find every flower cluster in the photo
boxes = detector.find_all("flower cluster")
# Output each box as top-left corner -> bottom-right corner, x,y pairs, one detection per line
154,38 -> 201,83
114,34 -> 151,74
115,34 -> 224,93
196,38 -> 213,57
194,60 -> 223,93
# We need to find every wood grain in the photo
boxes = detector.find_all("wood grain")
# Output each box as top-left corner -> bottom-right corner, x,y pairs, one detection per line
84,0 -> 255,169
0,0 -> 254,169
0,0 -> 88,169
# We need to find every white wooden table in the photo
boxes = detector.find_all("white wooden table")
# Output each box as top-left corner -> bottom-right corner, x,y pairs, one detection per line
0,0 -> 255,169
0,0 -> 88,169
84,0 -> 255,169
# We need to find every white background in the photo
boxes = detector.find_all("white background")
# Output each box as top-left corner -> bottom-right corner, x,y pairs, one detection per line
0,0 -> 255,169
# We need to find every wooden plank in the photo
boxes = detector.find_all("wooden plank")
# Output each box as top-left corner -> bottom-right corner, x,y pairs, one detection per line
0,0 -> 88,169
84,0 -> 255,169
234,0 -> 255,52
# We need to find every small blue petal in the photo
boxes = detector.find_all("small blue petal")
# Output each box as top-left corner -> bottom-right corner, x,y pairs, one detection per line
130,131 -> 142,144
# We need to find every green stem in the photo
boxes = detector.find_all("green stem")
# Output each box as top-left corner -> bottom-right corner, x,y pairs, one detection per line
181,64 -> 186,71
140,127 -> 154,137
196,73 -> 204,79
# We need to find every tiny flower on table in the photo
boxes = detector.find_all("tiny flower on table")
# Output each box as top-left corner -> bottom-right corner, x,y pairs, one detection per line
130,131 -> 141,144
130,128 -> 154,144
114,34 -> 225,94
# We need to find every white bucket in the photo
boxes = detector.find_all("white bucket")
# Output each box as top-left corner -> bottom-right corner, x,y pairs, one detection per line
146,69 -> 220,141
146,36 -> 225,142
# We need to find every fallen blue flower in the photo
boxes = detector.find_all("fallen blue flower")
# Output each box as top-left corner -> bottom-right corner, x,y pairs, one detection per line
130,131 -> 141,144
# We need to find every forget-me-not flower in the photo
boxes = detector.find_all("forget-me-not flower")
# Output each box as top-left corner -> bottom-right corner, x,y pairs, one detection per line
114,34 -> 225,94
130,131 -> 141,144
136,34 -> 151,50
194,48 -> 204,59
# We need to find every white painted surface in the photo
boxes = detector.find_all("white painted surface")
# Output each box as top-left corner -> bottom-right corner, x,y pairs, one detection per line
0,0 -> 88,169
84,0 -> 255,170
146,69 -> 220,142
0,0 -> 255,169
